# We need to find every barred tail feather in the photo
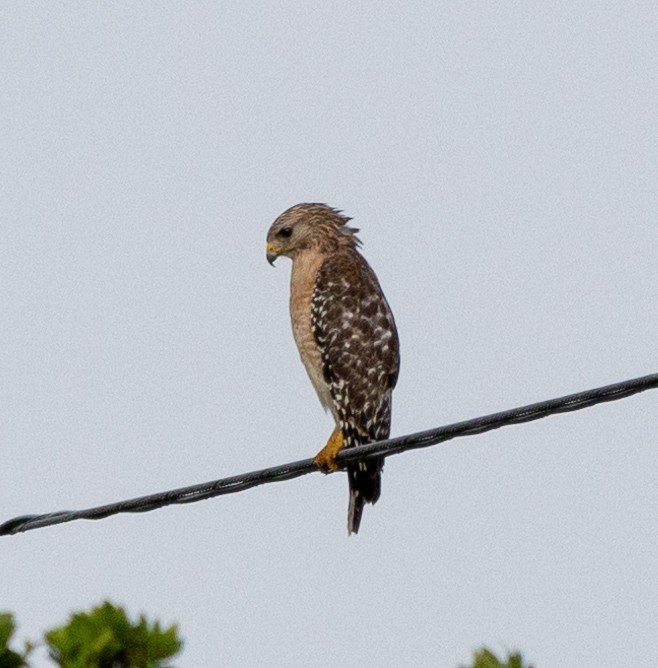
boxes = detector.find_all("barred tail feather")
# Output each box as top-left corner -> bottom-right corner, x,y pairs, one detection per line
347,457 -> 383,535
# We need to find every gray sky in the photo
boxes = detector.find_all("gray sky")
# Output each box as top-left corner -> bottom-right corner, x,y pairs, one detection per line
2,2 -> 657,666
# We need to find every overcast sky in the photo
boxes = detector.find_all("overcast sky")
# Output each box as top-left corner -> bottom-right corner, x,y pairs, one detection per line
2,2 -> 657,667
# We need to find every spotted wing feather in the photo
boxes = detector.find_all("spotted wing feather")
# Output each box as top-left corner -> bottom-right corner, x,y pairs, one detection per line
311,250 -> 400,534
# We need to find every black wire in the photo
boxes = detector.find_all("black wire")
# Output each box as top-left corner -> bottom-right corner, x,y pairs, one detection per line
2,372 -> 656,536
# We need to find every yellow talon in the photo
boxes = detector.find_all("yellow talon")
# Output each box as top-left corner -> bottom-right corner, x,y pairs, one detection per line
314,428 -> 344,472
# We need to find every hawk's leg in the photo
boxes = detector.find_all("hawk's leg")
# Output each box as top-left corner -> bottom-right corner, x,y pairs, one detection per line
314,427 -> 344,472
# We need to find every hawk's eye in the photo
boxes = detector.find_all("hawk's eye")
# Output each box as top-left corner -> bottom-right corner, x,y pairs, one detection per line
278,227 -> 293,239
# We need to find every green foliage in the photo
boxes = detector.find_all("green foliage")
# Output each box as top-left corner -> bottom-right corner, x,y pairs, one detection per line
45,602 -> 181,668
461,648 -> 534,668
0,612 -> 30,668
5,605 -> 528,668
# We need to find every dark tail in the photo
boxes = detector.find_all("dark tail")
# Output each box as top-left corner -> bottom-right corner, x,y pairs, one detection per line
347,456 -> 383,534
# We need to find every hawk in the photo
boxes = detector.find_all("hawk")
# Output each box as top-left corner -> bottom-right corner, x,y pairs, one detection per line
266,203 -> 400,534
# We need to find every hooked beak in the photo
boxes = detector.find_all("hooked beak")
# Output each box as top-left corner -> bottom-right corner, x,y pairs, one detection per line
266,242 -> 281,266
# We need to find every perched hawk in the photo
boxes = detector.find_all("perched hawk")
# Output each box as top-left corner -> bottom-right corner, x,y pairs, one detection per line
266,203 -> 400,534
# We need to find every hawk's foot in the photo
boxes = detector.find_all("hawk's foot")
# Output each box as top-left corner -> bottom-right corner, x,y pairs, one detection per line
314,428 -> 344,472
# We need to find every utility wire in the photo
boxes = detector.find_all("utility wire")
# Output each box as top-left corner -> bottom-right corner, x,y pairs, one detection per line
2,372 -> 656,536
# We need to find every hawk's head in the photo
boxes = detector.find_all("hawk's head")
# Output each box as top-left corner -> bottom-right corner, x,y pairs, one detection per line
266,203 -> 361,265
